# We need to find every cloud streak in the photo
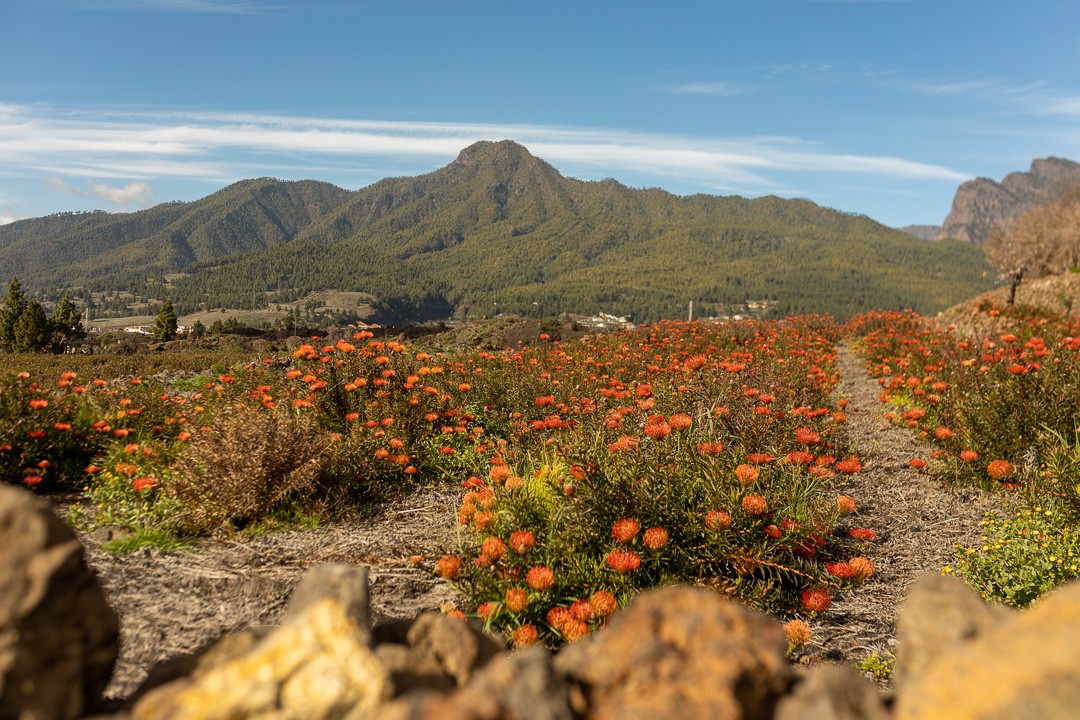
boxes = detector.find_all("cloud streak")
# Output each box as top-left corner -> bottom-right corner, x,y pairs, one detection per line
74,0 -> 284,15
0,105 -> 971,200
667,81 -> 751,96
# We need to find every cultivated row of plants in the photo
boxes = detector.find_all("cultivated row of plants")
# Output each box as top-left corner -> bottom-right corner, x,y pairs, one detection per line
846,305 -> 1080,607
2,316 -> 876,647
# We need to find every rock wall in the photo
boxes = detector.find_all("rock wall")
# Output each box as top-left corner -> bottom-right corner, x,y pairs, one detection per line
937,156 -> 1080,243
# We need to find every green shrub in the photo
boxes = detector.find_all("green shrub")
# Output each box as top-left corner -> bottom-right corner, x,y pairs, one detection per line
950,507 -> 1080,608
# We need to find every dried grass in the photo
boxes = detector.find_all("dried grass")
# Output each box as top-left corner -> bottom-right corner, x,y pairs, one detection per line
170,407 -> 330,535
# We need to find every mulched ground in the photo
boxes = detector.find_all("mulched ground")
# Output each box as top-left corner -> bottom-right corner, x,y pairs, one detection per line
810,345 -> 1011,672
81,342 -> 1013,698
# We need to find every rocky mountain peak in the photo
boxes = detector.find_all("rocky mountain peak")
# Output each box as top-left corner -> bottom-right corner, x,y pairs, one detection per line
937,156 -> 1080,243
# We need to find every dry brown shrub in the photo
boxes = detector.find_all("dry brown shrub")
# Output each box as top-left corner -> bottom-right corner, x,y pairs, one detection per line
170,407 -> 330,535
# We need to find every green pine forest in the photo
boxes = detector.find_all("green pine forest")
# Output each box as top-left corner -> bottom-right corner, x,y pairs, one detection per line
0,141 -> 995,324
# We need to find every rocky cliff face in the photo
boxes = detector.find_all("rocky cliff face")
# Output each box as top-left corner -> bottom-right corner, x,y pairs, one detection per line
937,157 -> 1080,243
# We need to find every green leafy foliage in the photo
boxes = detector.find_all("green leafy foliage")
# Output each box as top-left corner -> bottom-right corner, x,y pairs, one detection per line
951,507 -> 1080,608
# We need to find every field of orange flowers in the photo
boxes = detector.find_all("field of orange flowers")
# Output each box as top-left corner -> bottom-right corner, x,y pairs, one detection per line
7,305 -> 1078,642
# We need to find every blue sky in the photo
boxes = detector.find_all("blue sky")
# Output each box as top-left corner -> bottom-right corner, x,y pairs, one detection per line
1,0 -> 1078,228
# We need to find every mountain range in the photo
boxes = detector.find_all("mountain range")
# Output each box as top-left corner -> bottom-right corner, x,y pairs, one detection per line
935,157 -> 1080,243
0,141 -> 995,323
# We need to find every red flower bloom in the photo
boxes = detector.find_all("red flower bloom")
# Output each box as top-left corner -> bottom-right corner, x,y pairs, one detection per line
705,509 -> 732,530
510,530 -> 536,554
611,518 -> 641,543
834,457 -> 862,474
512,624 -> 539,647
825,561 -> 855,579
570,599 -> 595,622
836,495 -> 856,514
590,590 -> 618,617
795,426 -> 821,445
741,494 -> 769,516
849,556 -> 875,582
480,536 -> 507,562
669,412 -> 693,431
786,450 -> 815,465
435,555 -> 464,580
131,477 -> 158,492
801,587 -> 832,613
986,459 -> 1015,481
642,526 -> 669,550
606,550 -> 642,573
546,606 -> 571,631
735,464 -> 760,486
849,528 -> 877,541
504,588 -> 529,613
643,418 -> 672,440
561,618 -> 589,642
527,566 -> 555,591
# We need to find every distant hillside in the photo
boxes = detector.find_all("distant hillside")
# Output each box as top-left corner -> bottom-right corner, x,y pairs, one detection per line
937,157 -> 1080,243
0,141 -> 995,322
897,225 -> 941,241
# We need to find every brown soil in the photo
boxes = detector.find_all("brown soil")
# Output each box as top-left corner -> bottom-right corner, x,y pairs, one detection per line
80,343 -> 1012,699
85,486 -> 462,699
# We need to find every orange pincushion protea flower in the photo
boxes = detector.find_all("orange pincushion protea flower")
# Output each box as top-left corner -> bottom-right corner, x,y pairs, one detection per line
561,618 -> 589,642
849,556 -> 874,582
611,518 -> 641,543
986,459 -> 1015,481
734,464 -> 760,486
606,550 -> 641,573
669,412 -> 693,431
834,457 -> 862,474
512,624 -> 539,647
836,495 -> 856,514
527,566 -> 555,591
960,449 -> 978,463
849,528 -> 877,541
546,606 -> 571,632
794,426 -> 821,445
435,555 -> 463,580
800,587 -> 832,613
643,416 -> 672,440
504,588 -> 529,613
480,536 -> 507,562
510,530 -> 536,554
706,509 -> 732,530
825,561 -> 855,580
783,619 -> 812,648
642,526 -> 669,549
741,494 -> 769,516
590,590 -> 618,617
570,599 -> 595,622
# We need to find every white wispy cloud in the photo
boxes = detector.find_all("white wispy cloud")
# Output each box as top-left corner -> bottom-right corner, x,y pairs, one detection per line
46,177 -> 86,196
88,180 -> 155,206
0,105 -> 969,222
0,212 -> 19,226
667,81 -> 751,96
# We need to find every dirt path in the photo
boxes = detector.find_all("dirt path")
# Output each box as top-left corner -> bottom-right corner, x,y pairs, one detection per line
812,344 -> 1010,669
86,486 -> 462,699
84,342 -> 1012,698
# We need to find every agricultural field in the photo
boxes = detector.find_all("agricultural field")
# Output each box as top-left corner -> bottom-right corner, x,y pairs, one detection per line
3,304 -> 1079,686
